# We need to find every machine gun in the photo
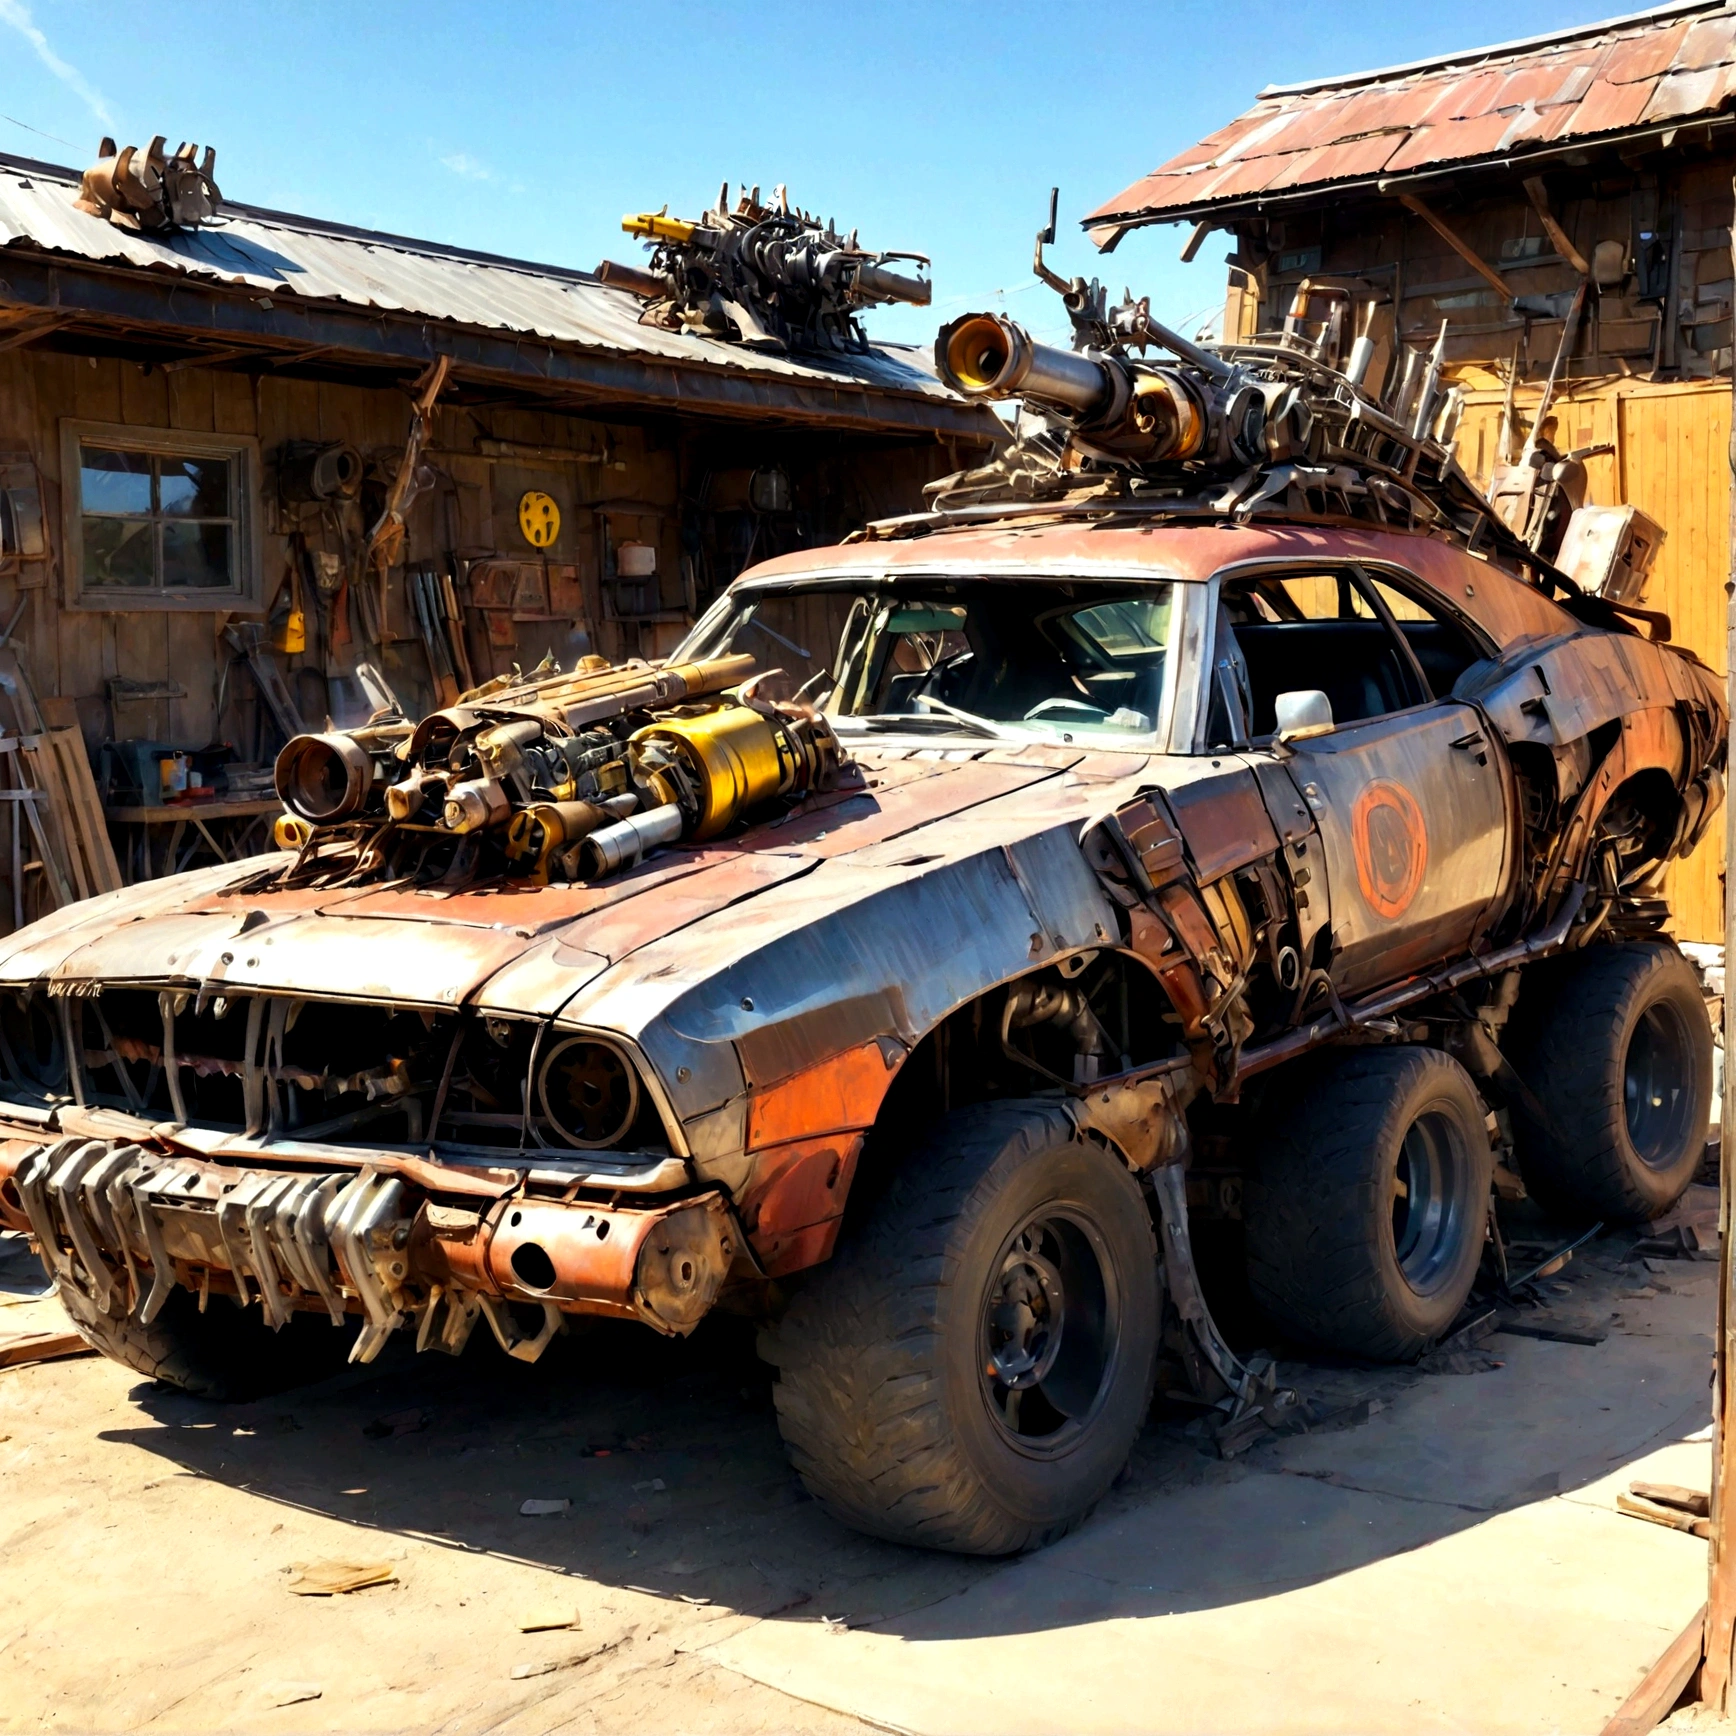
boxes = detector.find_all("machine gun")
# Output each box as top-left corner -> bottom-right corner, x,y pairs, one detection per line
597,183 -> 930,354
925,189 -> 1559,583
270,653 -> 846,891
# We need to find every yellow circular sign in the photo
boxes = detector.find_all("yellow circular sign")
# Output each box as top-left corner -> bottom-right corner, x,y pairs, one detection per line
518,490 -> 560,548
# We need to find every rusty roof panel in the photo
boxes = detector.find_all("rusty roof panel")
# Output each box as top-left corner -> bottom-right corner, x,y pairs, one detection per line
1643,61 -> 1728,118
1675,11 -> 1736,67
1266,132 -> 1406,190
1383,109 -> 1516,173
1089,2 -> 1736,232
1560,68 -> 1656,133
1605,17 -> 1692,79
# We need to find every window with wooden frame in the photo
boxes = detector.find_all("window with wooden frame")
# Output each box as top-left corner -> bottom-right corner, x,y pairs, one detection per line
60,421 -> 260,610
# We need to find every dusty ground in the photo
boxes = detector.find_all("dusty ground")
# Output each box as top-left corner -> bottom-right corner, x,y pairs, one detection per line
0,1185 -> 1720,1735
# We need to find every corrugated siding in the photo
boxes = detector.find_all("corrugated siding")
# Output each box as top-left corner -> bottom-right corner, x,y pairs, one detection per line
1452,375 -> 1729,942
0,157 -> 954,409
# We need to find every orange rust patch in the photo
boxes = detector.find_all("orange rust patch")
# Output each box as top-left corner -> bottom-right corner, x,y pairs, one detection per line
1352,778 -> 1428,920
746,1040 -> 896,1151
742,1133 -> 863,1275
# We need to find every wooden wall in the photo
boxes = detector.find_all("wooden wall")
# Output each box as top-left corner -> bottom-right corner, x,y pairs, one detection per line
1224,146 -> 1734,944
0,343 -> 960,927
1451,374 -> 1731,943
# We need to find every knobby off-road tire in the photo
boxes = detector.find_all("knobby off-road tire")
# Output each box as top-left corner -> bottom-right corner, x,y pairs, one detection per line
763,1100 -> 1159,1555
57,1278 -> 349,1400
1506,942 -> 1712,1224
1244,1046 -> 1493,1362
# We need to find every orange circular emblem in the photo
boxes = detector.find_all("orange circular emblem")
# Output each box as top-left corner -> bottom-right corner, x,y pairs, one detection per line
1351,779 -> 1428,920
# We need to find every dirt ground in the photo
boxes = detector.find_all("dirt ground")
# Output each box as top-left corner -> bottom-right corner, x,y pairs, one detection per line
0,1185 -> 1720,1735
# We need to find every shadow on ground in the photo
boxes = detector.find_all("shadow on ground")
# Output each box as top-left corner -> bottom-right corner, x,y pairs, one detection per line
90,1204 -> 1714,1642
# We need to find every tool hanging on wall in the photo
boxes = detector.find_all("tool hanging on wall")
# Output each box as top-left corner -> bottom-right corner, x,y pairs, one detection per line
364,354 -> 453,642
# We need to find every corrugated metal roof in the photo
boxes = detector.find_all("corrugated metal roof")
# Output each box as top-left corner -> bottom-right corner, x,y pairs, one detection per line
0,152 -> 953,407
1088,0 -> 1736,238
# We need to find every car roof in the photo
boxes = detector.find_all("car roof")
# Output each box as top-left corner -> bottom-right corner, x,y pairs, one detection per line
733,519 -> 1577,649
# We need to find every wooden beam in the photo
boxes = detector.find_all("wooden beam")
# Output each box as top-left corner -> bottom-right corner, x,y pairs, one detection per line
1522,177 -> 1593,277
1179,220 -> 1214,264
1706,171 -> 1736,1716
1602,1604 -> 1706,1736
1393,191 -> 1512,303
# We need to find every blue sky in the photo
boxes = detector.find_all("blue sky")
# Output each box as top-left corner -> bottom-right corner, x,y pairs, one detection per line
0,0 -> 1635,349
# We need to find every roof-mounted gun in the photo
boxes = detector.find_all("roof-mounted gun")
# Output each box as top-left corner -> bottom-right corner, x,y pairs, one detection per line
597,183 -> 930,354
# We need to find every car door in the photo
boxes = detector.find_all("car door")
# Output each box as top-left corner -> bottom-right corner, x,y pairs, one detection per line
1215,563 -> 1516,998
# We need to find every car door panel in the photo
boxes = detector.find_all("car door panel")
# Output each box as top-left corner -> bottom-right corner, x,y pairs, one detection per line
1274,702 -> 1514,997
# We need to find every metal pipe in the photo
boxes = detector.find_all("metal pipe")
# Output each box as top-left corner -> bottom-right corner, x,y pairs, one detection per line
576,802 -> 684,879
852,259 -> 931,306
936,313 -> 1117,417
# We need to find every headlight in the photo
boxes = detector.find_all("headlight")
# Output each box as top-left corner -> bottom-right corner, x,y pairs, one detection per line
536,1036 -> 641,1148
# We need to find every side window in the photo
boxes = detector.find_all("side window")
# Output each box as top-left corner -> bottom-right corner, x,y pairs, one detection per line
1216,567 -> 1427,739
1357,572 -> 1490,699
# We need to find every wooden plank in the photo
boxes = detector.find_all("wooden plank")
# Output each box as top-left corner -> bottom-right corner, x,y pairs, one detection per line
50,727 -> 121,893
0,1329 -> 94,1369
1603,1603 -> 1705,1736
24,735 -> 88,901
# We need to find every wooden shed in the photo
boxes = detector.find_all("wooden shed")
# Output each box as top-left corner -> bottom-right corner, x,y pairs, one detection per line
0,147 -> 997,927
1089,0 -> 1736,939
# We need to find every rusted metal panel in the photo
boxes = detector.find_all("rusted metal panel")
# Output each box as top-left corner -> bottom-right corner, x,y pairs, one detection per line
1165,768 -> 1282,882
1085,4 -> 1736,228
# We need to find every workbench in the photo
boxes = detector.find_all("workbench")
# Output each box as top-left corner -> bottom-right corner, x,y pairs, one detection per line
104,799 -> 282,883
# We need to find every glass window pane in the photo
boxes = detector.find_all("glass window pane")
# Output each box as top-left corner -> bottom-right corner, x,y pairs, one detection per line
80,447 -> 152,516
158,454 -> 230,518
82,517 -> 156,587
161,520 -> 232,588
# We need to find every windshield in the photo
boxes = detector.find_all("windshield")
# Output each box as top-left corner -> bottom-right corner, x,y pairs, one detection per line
678,576 -> 1177,743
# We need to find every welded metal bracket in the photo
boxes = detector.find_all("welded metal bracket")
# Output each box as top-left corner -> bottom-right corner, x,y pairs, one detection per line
1148,1160 -> 1296,1424
477,1293 -> 561,1363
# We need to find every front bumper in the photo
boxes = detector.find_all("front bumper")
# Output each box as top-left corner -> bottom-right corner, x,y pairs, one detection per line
0,1125 -> 739,1364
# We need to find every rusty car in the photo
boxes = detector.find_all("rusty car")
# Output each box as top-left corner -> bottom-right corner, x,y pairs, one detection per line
0,246 -> 1723,1556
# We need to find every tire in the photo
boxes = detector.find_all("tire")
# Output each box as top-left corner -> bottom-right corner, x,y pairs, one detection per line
1506,942 -> 1712,1224
762,1100 -> 1159,1555
57,1278 -> 351,1400
1244,1046 -> 1492,1362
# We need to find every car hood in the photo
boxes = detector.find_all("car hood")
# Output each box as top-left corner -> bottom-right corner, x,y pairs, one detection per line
0,742 -> 1225,1115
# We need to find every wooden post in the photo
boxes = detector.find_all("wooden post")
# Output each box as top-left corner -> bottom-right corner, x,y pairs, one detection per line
1700,176 -> 1736,1712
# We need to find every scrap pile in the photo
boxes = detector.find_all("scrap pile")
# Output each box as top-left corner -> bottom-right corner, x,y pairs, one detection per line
598,182 -> 931,353
270,652 -> 845,889
73,135 -> 221,232
920,197 -> 1648,604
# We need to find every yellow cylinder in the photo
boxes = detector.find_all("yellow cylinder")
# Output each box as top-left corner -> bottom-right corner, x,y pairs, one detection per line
632,705 -> 784,841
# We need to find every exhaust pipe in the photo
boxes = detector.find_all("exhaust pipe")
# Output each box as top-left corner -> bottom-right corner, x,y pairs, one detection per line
937,312 -> 1117,418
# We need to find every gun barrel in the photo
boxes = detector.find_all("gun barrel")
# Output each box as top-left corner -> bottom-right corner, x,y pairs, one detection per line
852,259 -> 931,307
936,313 -> 1115,418
597,259 -> 667,299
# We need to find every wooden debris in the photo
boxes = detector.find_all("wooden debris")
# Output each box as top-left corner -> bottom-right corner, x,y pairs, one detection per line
286,1559 -> 398,1596
0,1329 -> 94,1369
1618,1489 -> 1712,1539
1495,1319 -> 1609,1346
1601,1602 -> 1705,1736
1632,1483 -> 1712,1520
520,1607 -> 581,1633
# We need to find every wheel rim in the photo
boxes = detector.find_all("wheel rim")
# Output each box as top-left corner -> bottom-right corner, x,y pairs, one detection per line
1625,1001 -> 1696,1170
978,1208 -> 1119,1458
1391,1109 -> 1472,1296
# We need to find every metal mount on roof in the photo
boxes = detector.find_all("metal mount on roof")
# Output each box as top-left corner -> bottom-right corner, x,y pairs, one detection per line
74,136 -> 221,233
595,182 -> 931,354
920,190 -> 1574,593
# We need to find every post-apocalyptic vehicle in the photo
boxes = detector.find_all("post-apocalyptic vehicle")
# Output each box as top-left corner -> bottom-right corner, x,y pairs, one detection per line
0,221 -> 1723,1556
